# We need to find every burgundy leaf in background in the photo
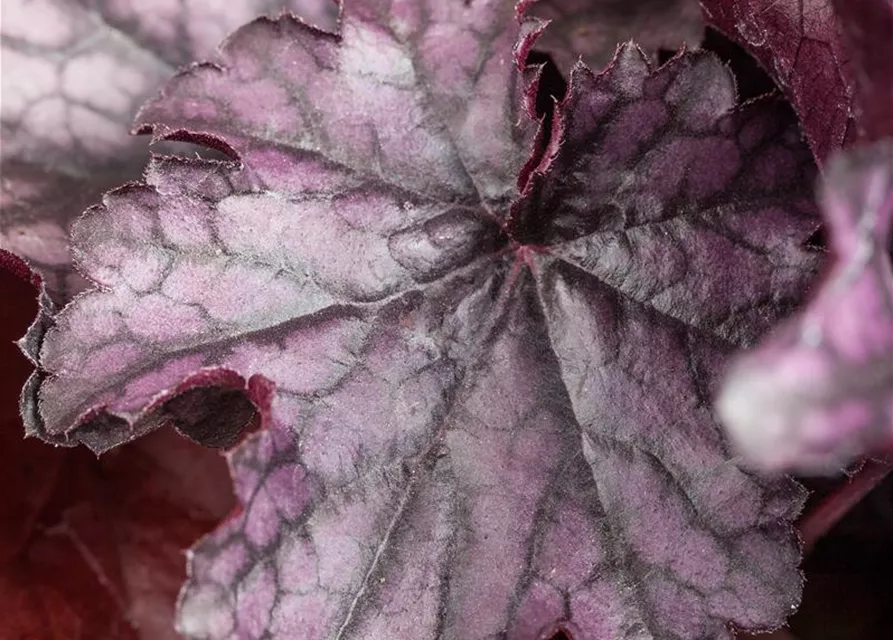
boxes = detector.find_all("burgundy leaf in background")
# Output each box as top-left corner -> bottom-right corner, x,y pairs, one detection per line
520,0 -> 704,73
0,259 -> 235,640
0,253 -> 59,572
829,0 -> 893,142
29,0 -> 824,632
0,429 -> 235,640
719,141 -> 893,473
698,0 -> 855,163
0,0 -> 337,303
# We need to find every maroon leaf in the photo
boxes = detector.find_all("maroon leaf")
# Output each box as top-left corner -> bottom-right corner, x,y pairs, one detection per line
0,253 -> 56,568
36,3 -> 821,636
0,427 -> 236,640
0,0 -> 338,303
699,0 -> 855,163
719,141 -> 893,473
829,0 -> 893,141
520,0 -> 704,72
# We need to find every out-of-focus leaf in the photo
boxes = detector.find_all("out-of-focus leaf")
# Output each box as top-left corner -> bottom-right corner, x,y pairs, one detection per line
520,0 -> 703,72
719,141 -> 893,473
0,252 -> 58,569
0,428 -> 236,640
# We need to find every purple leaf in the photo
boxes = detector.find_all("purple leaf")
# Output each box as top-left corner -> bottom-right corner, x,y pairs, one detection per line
829,0 -> 893,142
699,0 -> 854,163
36,3 -> 821,636
134,1 -> 539,206
520,0 -> 704,72
0,0 -> 338,303
719,141 -> 893,474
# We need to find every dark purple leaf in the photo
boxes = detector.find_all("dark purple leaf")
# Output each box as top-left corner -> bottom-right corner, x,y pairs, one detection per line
0,0 -> 338,303
829,0 -> 893,142
719,141 -> 893,474
699,0 -> 855,163
520,0 -> 704,72
36,3 -> 821,636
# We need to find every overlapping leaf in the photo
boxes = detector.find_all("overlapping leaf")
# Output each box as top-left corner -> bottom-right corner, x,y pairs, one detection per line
33,1 -> 824,637
0,0 -> 338,302
719,142 -> 893,473
830,0 -> 893,142
699,0 -> 854,163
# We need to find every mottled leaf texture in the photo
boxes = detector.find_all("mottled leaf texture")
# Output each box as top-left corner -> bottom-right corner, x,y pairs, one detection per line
0,0 -> 338,302
0,263 -> 235,640
520,0 -> 703,72
719,142 -> 893,474
699,0 -> 854,163
37,2 -> 822,636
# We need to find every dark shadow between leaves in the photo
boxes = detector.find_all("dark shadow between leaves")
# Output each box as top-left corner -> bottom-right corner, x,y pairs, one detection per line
164,386 -> 258,449
701,27 -> 777,102
46,368 -> 274,455
526,50 -> 569,121
539,621 -> 579,640
792,472 -> 893,638
804,226 -> 829,252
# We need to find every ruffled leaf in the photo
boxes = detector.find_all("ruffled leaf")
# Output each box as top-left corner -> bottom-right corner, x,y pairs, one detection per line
37,4 -> 820,637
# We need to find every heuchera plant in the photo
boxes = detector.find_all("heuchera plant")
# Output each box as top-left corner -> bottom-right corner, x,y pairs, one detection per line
0,0 -> 891,638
